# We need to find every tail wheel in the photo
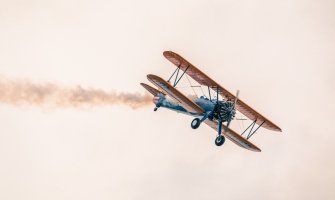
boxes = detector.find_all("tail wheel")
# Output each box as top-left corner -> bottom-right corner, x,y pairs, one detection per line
191,118 -> 201,129
215,135 -> 225,146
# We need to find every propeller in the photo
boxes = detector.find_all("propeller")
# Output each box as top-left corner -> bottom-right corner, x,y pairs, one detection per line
223,90 -> 239,133
209,88 -> 239,137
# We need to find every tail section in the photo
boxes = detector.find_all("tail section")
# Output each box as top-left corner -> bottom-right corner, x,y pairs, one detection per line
140,83 -> 165,111
140,83 -> 165,97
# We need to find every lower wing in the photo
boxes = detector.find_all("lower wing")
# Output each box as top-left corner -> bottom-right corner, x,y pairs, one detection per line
204,120 -> 261,152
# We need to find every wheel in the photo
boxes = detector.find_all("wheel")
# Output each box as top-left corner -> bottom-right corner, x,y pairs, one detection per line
191,118 -> 201,129
215,135 -> 225,146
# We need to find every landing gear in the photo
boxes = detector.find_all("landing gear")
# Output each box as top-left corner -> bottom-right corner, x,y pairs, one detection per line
191,118 -> 201,129
215,135 -> 225,146
154,107 -> 158,111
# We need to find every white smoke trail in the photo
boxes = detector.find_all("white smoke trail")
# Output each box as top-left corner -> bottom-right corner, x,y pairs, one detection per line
0,76 -> 152,109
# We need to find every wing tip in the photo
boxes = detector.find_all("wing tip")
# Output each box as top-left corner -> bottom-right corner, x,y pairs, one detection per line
140,82 -> 164,97
140,82 -> 152,90
147,74 -> 157,78
163,50 -> 173,56
163,51 -> 181,61
146,74 -> 157,81
274,127 -> 282,132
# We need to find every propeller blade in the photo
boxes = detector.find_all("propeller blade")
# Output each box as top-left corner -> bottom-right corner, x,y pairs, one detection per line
224,120 -> 231,133
224,90 -> 240,134
232,90 -> 239,109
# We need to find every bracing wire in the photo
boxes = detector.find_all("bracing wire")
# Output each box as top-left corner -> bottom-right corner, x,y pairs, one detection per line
199,86 -> 206,98
237,112 -> 242,131
175,86 -> 201,89
186,74 -> 198,97
236,112 -> 247,134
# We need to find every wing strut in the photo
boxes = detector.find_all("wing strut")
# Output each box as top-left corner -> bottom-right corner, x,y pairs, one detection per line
167,64 -> 180,83
241,119 -> 266,139
167,64 -> 190,87
207,86 -> 212,101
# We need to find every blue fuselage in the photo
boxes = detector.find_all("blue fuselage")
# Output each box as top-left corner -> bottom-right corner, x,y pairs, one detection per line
155,95 -> 215,117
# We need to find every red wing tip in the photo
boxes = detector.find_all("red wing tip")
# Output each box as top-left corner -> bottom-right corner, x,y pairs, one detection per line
163,50 -> 173,55
275,127 -> 282,132
163,51 -> 178,58
147,74 -> 155,79
249,145 -> 261,152
147,74 -> 161,81
140,82 -> 151,91
140,82 -> 151,88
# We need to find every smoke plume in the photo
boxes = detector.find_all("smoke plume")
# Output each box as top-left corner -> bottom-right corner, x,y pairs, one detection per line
0,76 -> 152,109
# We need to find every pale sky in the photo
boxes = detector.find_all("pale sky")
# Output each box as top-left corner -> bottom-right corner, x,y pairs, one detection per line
0,0 -> 334,199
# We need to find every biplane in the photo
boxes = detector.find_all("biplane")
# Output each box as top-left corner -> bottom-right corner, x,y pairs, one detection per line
141,51 -> 281,152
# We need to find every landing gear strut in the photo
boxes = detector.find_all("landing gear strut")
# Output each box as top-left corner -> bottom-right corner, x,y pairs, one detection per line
215,119 -> 225,146
191,112 -> 212,130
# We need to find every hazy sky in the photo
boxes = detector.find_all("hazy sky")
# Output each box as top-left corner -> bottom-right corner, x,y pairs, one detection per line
0,0 -> 334,199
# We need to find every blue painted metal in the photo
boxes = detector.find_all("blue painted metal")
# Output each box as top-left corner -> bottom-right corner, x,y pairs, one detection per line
241,120 -> 256,136
173,65 -> 190,87
168,64 -> 191,87
173,67 -> 180,86
218,119 -> 222,136
168,66 -> 179,82
153,95 -> 215,117
247,121 -> 265,139
240,119 -> 265,139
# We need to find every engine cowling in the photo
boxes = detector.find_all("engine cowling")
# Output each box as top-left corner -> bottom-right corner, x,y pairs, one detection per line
211,101 -> 236,122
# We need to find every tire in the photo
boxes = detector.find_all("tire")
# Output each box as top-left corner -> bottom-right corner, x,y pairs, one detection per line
191,118 -> 201,129
215,135 -> 225,146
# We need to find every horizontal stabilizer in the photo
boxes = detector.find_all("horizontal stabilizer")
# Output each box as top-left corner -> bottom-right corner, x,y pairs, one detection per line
140,83 -> 165,97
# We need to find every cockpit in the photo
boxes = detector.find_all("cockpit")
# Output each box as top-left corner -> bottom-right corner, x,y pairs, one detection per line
200,96 -> 209,100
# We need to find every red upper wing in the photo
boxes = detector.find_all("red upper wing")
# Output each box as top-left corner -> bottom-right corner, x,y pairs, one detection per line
163,51 -> 281,132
